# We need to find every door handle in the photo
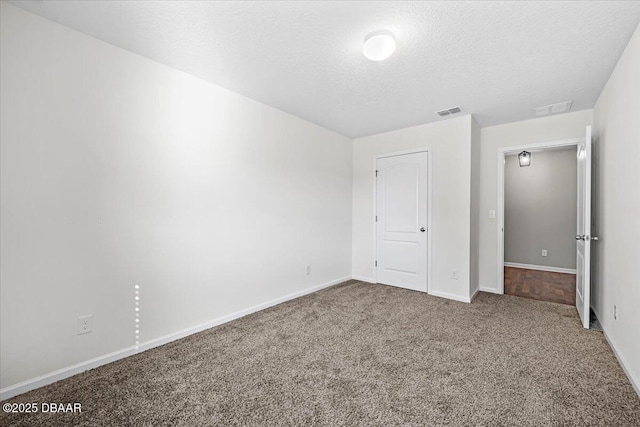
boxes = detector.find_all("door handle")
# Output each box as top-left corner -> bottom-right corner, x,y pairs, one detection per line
576,235 -> 598,241
420,227 -> 426,232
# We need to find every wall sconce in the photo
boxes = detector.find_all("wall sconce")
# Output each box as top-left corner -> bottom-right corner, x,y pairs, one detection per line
518,150 -> 531,167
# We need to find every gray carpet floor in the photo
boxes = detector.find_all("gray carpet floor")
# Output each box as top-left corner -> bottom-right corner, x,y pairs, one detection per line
2,280 -> 639,426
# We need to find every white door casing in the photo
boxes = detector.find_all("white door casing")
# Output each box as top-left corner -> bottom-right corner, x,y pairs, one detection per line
375,151 -> 428,292
576,126 -> 592,329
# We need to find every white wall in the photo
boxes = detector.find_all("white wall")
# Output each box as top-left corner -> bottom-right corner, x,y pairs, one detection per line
478,110 -> 593,292
352,115 -> 473,302
592,22 -> 640,394
0,3 -> 352,392
504,148 -> 577,269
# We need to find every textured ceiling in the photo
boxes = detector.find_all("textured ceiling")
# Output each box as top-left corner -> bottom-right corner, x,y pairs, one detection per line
10,1 -> 640,138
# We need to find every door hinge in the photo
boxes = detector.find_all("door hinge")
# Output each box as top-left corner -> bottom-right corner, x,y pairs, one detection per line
375,260 -> 378,267
375,170 -> 379,177
375,215 -> 378,222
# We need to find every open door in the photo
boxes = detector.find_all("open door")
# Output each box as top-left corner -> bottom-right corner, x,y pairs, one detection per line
575,126 -> 592,328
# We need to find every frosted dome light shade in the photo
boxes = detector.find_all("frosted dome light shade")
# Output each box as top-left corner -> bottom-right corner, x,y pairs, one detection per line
363,30 -> 396,61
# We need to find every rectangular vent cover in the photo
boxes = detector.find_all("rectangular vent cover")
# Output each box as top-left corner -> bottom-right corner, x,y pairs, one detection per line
534,101 -> 572,117
436,106 -> 462,117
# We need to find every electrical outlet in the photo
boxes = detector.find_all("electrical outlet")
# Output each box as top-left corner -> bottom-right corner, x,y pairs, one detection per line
451,269 -> 459,280
305,265 -> 311,275
541,249 -> 548,257
78,315 -> 93,335
489,210 -> 496,219
614,305 -> 617,320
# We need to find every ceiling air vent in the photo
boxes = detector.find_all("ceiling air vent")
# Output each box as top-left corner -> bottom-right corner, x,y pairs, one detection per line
436,106 -> 462,117
534,101 -> 572,117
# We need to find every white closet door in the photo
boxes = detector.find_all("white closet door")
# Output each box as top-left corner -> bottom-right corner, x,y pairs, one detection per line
376,152 -> 428,292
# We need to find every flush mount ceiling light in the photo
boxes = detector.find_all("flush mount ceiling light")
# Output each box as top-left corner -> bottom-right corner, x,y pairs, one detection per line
363,30 -> 396,61
518,151 -> 531,167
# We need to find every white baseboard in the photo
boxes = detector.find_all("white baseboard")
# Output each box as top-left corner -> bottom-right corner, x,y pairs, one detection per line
581,306 -> 638,398
351,275 -> 375,283
0,275 -> 350,401
0,346 -> 138,402
479,286 -> 502,294
602,329 -> 640,398
354,277 -> 473,304
430,290 -> 471,303
504,262 -> 576,275
470,287 -> 480,302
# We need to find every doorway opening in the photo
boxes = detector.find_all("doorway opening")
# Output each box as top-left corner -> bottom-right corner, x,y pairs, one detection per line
503,145 -> 577,305
496,126 -> 597,328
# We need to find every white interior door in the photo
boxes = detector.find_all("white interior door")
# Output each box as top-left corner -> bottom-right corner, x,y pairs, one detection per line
376,152 -> 428,292
576,126 -> 592,328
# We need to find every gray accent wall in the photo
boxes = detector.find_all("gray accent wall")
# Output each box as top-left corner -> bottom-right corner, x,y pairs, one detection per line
504,147 -> 577,269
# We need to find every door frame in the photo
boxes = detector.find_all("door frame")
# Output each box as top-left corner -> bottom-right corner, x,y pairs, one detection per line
373,148 -> 432,294
496,137 -> 581,293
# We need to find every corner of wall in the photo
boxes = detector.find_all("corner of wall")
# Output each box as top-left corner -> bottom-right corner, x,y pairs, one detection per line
469,115 -> 482,297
